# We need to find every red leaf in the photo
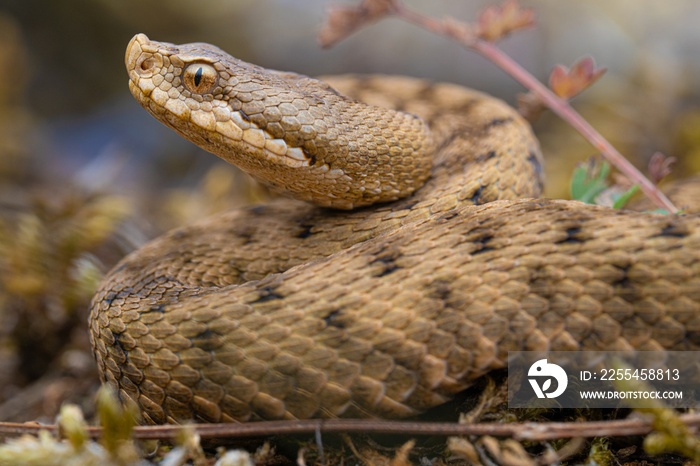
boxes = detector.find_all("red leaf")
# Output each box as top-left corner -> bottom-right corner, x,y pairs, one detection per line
648,152 -> 676,184
476,0 -> 534,42
548,56 -> 606,100
318,0 -> 396,48
548,64 -> 572,98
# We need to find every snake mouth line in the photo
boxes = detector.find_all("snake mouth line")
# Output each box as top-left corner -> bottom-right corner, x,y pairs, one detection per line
129,75 -> 348,197
126,39 -> 316,171
128,79 -> 352,210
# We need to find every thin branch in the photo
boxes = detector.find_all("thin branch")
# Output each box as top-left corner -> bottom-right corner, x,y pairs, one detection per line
471,41 -> 677,213
319,0 -> 678,213
2,413 -> 700,442
386,2 -> 677,213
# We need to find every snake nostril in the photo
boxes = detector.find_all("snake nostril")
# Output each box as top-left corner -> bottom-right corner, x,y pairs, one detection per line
140,57 -> 156,72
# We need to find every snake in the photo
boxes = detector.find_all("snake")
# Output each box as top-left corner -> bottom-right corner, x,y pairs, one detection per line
89,33 -> 700,424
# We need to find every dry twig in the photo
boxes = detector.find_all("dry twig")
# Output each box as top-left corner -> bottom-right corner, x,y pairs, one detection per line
2,413 -> 700,442
319,0 -> 678,212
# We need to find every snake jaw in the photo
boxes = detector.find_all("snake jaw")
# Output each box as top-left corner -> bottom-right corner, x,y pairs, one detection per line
125,34 -> 434,210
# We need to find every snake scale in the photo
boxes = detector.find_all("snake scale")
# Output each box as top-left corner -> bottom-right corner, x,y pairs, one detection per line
89,34 -> 700,424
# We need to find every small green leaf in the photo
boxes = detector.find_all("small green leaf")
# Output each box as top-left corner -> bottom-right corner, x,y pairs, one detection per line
570,161 -> 610,204
569,165 -> 588,200
611,184 -> 640,209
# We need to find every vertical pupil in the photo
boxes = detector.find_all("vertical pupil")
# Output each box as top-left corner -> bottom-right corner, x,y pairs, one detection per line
194,67 -> 203,87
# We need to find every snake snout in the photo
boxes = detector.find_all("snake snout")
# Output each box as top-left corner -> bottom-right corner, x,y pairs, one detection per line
125,34 -> 161,80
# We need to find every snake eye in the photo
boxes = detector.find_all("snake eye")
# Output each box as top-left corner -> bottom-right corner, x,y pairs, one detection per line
183,63 -> 218,94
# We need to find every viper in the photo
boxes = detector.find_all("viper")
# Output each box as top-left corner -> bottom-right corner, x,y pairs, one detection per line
89,34 -> 700,424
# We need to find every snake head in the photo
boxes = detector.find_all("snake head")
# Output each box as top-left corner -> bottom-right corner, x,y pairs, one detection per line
125,34 -> 433,209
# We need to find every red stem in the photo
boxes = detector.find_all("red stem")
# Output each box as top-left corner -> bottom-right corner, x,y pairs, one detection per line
391,2 -> 678,213
473,41 -> 677,212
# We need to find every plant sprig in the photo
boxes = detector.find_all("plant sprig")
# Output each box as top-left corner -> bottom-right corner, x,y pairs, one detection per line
570,160 -> 641,209
318,0 -> 678,213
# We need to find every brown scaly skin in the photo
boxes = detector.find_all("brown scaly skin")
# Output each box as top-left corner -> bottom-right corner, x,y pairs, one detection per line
89,34 -> 700,424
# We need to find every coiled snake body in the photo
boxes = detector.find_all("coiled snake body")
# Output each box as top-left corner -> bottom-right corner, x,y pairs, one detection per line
89,34 -> 700,424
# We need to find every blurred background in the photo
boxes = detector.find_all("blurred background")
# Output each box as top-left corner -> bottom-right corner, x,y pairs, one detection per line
0,0 -> 699,423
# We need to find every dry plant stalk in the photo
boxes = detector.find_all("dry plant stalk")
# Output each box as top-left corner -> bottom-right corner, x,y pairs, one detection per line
319,0 -> 678,213
3,412 -> 700,442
